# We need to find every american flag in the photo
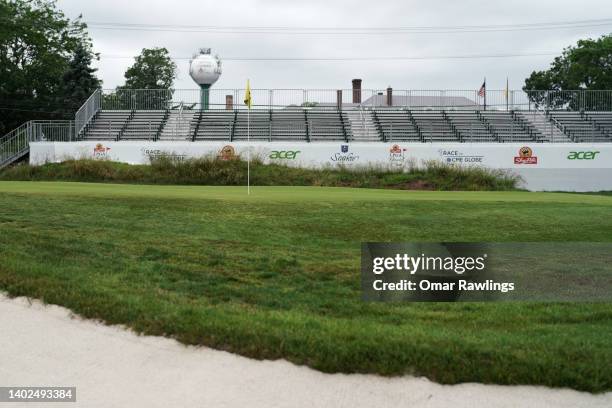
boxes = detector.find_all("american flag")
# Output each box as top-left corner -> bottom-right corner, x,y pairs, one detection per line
478,81 -> 486,97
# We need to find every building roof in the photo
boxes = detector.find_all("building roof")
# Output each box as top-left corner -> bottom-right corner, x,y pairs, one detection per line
361,94 -> 478,108
310,95 -> 481,109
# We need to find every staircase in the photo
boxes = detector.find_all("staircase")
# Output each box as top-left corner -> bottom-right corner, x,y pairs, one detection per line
0,123 -> 32,169
345,109 -> 381,141
0,136 -> 29,169
159,110 -> 196,140
515,110 -> 569,142
1,121 -> 76,169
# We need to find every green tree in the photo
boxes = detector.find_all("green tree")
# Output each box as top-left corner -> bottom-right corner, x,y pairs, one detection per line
0,0 -> 98,134
523,34 -> 612,110
122,47 -> 176,89
60,42 -> 102,113
113,47 -> 177,110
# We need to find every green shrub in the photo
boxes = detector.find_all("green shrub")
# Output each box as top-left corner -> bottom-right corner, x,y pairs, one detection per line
0,157 -> 521,191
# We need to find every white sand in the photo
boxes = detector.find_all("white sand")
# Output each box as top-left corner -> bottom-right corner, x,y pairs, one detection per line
1,294 -> 610,408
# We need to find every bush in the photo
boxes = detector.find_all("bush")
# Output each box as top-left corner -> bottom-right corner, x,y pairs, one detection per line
0,157 -> 521,191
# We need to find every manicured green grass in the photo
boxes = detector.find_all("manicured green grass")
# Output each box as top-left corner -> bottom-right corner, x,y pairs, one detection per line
0,182 -> 611,392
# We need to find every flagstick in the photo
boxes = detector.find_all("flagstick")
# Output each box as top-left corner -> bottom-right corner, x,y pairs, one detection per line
247,106 -> 250,195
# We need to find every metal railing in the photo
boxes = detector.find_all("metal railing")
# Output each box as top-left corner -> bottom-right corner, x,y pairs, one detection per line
0,122 -> 31,168
33,121 -> 76,142
95,88 -> 612,111
547,114 -> 611,143
75,89 -> 101,136
0,121 -> 75,168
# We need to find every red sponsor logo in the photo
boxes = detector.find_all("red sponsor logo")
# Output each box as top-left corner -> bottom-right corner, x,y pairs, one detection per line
389,144 -> 406,165
390,144 -> 404,154
93,143 -> 110,154
514,146 -> 537,165
218,145 -> 237,161
93,143 -> 111,159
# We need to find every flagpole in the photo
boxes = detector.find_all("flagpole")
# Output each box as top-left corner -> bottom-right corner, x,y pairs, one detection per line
483,77 -> 487,111
506,77 -> 509,111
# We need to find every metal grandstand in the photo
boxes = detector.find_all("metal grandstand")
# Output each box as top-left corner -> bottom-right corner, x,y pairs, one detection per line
2,88 -> 612,169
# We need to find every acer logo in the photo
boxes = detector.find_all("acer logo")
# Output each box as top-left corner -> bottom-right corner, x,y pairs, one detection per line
567,151 -> 600,160
269,150 -> 300,160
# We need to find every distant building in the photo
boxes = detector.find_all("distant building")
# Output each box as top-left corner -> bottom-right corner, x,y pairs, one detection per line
361,94 -> 478,109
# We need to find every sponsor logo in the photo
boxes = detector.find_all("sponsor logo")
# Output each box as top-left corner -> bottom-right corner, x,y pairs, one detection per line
513,146 -> 538,165
331,144 -> 359,163
437,149 -> 484,164
93,143 -> 110,159
141,148 -> 187,161
269,150 -> 301,160
389,144 -> 407,165
218,145 -> 237,161
567,151 -> 600,160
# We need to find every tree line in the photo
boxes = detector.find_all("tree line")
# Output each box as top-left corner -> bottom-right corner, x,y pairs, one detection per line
0,0 -> 176,134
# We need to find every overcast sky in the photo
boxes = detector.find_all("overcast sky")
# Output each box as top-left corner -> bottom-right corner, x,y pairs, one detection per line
56,0 -> 612,91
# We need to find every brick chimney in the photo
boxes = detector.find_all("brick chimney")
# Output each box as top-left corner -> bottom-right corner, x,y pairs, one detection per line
225,95 -> 233,110
386,86 -> 393,107
352,79 -> 362,104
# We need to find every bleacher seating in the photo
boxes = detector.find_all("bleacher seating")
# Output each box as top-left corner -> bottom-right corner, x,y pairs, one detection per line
192,111 -> 234,141
583,112 -> 612,139
121,111 -> 167,140
514,111 -> 568,142
549,111 -> 610,142
479,111 -> 542,142
79,108 -> 612,143
373,109 -> 420,141
411,111 -> 459,142
445,111 -> 494,142
272,110 -> 307,141
82,110 -> 131,140
232,111 -> 271,141
306,111 -> 348,141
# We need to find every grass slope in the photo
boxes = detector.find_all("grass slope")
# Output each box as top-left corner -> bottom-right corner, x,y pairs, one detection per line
0,182 -> 611,392
0,158 -> 520,191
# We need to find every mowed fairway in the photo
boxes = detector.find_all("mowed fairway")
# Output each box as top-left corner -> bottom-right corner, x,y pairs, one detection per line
0,181 -> 611,392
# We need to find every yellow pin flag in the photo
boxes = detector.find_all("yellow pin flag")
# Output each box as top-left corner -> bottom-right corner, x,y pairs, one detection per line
504,77 -> 509,100
244,79 -> 252,109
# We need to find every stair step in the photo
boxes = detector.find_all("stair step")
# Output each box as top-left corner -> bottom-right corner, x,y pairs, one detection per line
346,110 -> 381,141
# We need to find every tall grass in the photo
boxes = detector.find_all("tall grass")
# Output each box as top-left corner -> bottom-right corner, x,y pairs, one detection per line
0,157 -> 521,191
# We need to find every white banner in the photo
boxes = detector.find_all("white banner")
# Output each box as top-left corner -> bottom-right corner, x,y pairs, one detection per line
30,141 -> 612,191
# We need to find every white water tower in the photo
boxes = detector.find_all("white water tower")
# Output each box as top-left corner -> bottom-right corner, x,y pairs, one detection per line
189,48 -> 222,110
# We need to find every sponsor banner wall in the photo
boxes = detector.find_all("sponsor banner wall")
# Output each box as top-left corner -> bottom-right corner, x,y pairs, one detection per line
30,141 -> 612,191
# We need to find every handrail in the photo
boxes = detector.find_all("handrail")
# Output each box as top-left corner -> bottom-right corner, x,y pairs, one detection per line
0,122 -> 31,168
0,124 -> 21,145
545,110 -> 569,141
75,89 -> 101,136
0,120 -> 76,168
176,102 -> 184,139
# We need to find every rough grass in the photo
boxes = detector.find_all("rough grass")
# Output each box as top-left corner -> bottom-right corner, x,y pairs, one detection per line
0,157 -> 520,191
0,182 -> 611,393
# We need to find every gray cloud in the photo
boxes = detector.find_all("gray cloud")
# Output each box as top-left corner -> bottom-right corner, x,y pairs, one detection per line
57,0 -> 612,90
